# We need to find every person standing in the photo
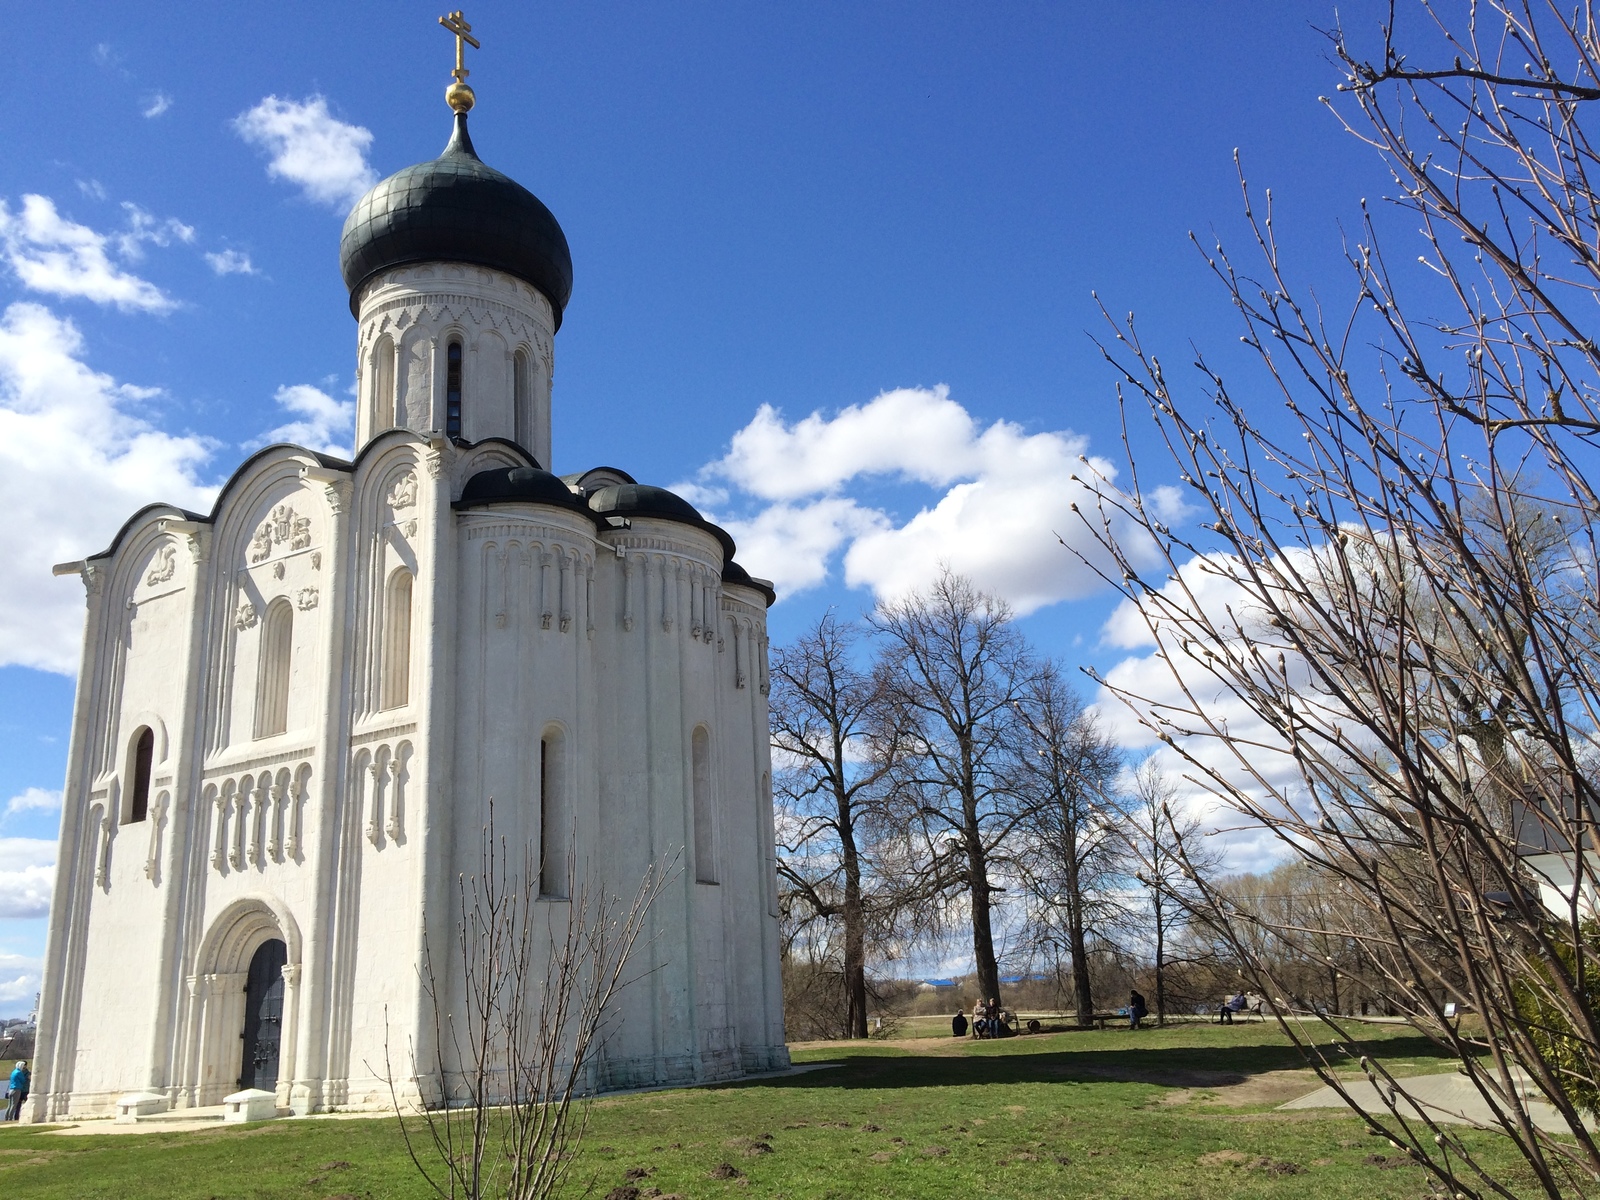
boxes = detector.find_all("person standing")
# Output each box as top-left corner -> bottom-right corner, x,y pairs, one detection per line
5,1061 -> 28,1121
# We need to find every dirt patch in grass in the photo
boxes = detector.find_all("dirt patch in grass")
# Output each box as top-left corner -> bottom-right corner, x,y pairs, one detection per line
1159,1068 -> 1323,1107
1043,1061 -> 1322,1108
1198,1149 -> 1306,1175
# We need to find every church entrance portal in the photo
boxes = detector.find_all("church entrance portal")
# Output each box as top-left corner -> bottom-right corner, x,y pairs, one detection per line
239,939 -> 288,1091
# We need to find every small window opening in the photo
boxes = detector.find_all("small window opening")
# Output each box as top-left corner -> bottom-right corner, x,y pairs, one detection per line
445,340 -> 463,438
129,727 -> 154,823
540,729 -> 569,897
693,727 -> 716,883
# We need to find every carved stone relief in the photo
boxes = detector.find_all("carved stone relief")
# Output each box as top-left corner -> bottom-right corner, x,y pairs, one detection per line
145,544 -> 177,586
386,471 -> 418,510
249,505 -> 313,564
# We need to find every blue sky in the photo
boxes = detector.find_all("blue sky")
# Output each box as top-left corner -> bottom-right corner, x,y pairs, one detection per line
0,1 -> 1403,1010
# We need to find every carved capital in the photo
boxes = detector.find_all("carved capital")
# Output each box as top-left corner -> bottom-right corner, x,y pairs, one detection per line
53,560 -> 103,597
424,435 -> 453,480
160,519 -> 210,565
301,464 -> 352,517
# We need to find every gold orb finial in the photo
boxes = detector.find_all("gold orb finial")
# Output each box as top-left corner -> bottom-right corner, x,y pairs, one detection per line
439,10 -> 481,113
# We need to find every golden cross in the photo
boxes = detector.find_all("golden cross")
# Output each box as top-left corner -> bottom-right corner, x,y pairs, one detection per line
439,10 -> 480,83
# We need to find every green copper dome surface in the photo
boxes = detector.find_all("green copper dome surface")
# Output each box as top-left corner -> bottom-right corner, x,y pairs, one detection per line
340,113 -> 573,326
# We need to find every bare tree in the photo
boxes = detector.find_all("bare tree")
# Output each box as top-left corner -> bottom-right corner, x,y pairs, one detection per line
386,809 -> 675,1200
1011,664 -> 1123,1024
872,569 -> 1039,1007
1123,755 -> 1218,1025
770,611 -> 899,1039
1078,1 -> 1600,1193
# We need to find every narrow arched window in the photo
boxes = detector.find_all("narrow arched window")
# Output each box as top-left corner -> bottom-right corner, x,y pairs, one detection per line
380,568 -> 414,710
445,340 -> 463,438
692,726 -> 716,883
128,727 -> 154,823
540,728 -> 568,897
254,599 -> 293,739
372,334 -> 396,432
513,349 -> 530,451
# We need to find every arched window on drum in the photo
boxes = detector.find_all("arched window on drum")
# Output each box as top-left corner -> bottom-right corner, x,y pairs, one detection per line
445,340 -> 463,439
371,334 -> 396,433
513,348 -> 531,452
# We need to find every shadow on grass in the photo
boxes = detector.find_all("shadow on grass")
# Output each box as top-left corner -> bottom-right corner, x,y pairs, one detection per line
719,1035 -> 1451,1093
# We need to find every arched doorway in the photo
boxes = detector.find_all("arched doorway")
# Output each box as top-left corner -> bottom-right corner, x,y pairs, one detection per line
240,939 -> 288,1091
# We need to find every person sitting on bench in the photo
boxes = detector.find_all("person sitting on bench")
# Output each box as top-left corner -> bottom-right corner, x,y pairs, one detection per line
952,1009 -> 969,1037
1218,992 -> 1248,1024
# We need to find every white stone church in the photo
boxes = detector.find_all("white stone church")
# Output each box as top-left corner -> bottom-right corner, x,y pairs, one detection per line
30,69 -> 787,1119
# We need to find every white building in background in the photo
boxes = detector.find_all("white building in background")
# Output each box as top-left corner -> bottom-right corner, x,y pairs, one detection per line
31,66 -> 786,1120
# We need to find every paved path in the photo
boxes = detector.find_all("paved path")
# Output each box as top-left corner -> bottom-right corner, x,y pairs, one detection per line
1280,1070 -> 1583,1134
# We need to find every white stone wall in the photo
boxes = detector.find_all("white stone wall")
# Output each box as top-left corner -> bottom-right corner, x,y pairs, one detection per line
354,264 -> 556,467
33,430 -> 786,1120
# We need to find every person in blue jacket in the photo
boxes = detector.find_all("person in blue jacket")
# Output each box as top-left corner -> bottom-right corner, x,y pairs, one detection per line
5,1061 -> 28,1121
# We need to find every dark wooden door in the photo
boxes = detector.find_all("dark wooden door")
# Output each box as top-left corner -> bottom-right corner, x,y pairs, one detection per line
239,939 -> 287,1091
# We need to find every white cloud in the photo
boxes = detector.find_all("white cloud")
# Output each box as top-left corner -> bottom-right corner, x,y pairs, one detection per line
234,95 -> 377,210
4,789 -> 60,819
0,838 -> 56,920
204,249 -> 258,277
141,91 -> 172,118
0,195 -> 175,313
1090,550 -> 1344,876
691,386 -> 1182,613
0,302 -> 217,673
722,498 -> 887,597
717,388 -> 987,500
75,179 -> 107,201
250,383 -> 354,458
114,202 -> 194,261
0,952 -> 41,1015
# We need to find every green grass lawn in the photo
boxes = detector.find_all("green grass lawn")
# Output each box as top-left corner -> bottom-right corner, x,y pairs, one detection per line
0,1023 -> 1544,1199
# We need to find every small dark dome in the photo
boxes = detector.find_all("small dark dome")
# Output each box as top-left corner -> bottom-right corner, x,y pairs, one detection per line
721,558 -> 776,607
588,484 -> 736,558
340,113 -> 573,326
456,466 -> 597,523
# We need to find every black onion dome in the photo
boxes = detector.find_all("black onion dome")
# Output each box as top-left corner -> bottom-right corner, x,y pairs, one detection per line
340,113 -> 573,326
588,483 -> 737,559
456,466 -> 598,524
